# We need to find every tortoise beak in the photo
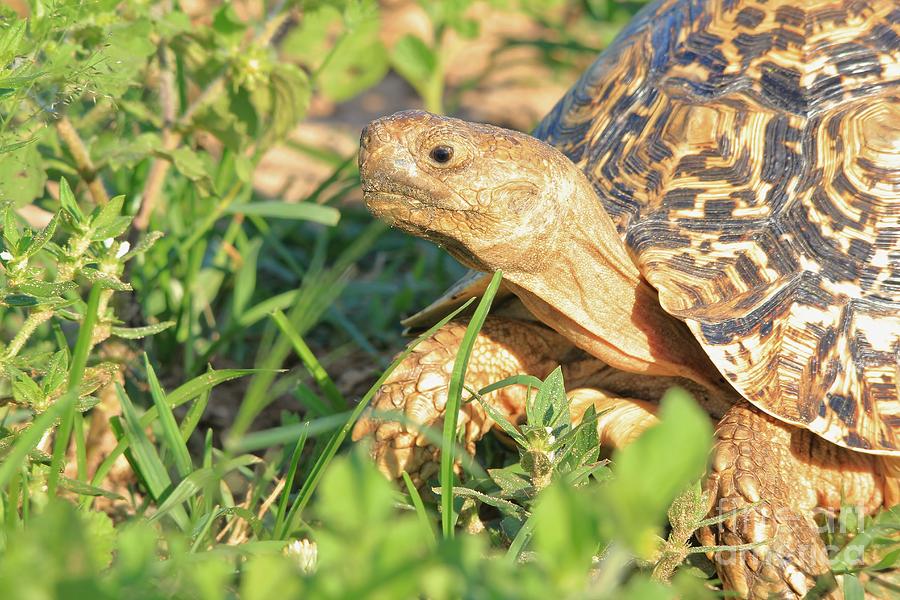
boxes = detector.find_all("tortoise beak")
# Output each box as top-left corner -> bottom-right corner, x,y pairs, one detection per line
358,123 -> 376,172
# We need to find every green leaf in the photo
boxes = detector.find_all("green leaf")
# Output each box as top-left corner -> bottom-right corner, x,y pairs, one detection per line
2,201 -> 19,246
532,482 -> 601,592
528,366 -> 568,429
0,20 -> 25,67
115,383 -> 171,499
476,395 -> 528,447
43,349 -> 69,395
4,293 -> 38,307
89,194 -> 124,233
19,212 -> 59,259
163,148 -> 215,195
403,471 -> 437,549
15,280 -> 77,298
104,132 -> 162,171
0,393 -> 71,489
451,486 -> 527,519
555,404 -> 601,475
78,268 -> 132,291
151,455 -> 260,522
212,4 -> 246,42
619,577 -> 678,600
110,321 -> 175,339
489,465 -> 533,500
832,505 -> 900,573
241,555 -> 302,600
0,140 -> 46,206
282,0 -> 389,104
93,215 -> 132,241
314,2 -> 388,101
258,63 -> 311,147
59,476 -> 123,500
58,177 -> 84,221
391,34 -> 437,89
599,387 -> 713,558
92,18 -> 157,95
317,448 -> 397,535
11,369 -> 44,407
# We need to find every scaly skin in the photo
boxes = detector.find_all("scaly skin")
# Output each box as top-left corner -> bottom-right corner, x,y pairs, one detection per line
698,403 -> 890,599
351,318 -> 573,486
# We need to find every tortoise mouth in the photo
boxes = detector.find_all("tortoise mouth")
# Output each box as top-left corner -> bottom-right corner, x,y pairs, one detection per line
362,189 -> 482,267
362,188 -> 434,233
361,188 -> 428,217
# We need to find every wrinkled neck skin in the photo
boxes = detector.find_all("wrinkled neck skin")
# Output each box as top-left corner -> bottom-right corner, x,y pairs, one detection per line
488,169 -> 724,391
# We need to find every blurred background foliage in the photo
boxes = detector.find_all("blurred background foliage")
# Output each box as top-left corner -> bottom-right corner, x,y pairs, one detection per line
0,0 -> 896,597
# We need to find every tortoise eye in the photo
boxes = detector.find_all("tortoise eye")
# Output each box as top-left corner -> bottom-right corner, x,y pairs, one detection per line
429,145 -> 454,164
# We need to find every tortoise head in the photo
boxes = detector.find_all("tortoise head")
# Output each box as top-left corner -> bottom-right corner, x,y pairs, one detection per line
359,110 -> 573,274
359,111 -> 723,389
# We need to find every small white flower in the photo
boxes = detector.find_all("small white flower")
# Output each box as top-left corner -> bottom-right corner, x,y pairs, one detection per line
115,241 -> 131,259
284,539 -> 317,574
0,251 -> 12,261
544,426 -> 556,445
103,238 -> 114,248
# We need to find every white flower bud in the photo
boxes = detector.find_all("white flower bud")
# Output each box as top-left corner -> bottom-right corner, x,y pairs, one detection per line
115,241 -> 131,259
284,539 -> 317,574
0,251 -> 12,261
103,238 -> 114,248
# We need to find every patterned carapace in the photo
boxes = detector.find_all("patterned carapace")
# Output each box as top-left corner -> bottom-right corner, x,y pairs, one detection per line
534,0 -> 900,453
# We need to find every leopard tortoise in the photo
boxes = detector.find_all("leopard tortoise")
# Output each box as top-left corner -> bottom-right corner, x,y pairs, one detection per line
352,0 -> 900,597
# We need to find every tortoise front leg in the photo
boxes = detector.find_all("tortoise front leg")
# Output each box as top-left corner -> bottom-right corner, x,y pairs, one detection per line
351,317 -> 572,485
699,403 -> 892,599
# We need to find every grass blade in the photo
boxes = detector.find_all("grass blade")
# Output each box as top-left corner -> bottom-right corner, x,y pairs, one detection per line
145,354 -> 193,479
47,283 -> 102,497
180,386 -> 211,442
90,368 -> 264,488
403,471 -> 437,550
441,270 -> 503,539
226,201 -> 341,226
115,384 -> 189,529
279,297 -> 478,537
151,454 -> 260,523
230,413 -> 351,453
271,309 -> 346,411
273,424 -> 309,540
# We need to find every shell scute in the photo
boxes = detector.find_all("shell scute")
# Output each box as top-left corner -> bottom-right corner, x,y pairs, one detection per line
536,0 -> 900,453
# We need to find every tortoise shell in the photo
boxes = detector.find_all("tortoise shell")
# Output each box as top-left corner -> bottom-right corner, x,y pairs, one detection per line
534,0 -> 900,454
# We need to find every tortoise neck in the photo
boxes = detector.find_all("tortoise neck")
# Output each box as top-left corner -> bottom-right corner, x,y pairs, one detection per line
502,177 -> 723,389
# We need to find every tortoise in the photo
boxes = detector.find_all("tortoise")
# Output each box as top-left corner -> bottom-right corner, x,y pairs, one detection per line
351,0 -> 900,597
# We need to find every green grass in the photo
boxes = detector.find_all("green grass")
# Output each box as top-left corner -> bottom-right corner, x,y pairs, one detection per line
0,1 -> 897,598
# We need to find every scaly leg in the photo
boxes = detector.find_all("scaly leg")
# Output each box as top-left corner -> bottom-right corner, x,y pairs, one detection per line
568,388 -> 660,448
351,317 -> 573,485
699,403 -> 892,599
